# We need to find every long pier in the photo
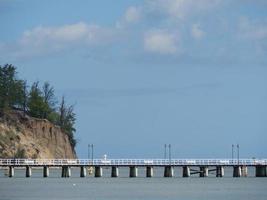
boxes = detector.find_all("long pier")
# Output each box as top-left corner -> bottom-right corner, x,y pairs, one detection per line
1,158 -> 266,178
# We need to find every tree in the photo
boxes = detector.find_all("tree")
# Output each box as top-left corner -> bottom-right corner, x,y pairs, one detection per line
27,82 -> 46,118
0,64 -> 77,147
0,64 -> 16,110
13,79 -> 27,111
58,96 -> 76,147
21,80 -> 28,115
0,64 -> 25,113
42,82 -> 56,119
58,96 -> 66,127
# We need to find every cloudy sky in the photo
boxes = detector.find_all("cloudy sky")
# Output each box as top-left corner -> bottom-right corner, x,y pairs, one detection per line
0,0 -> 267,159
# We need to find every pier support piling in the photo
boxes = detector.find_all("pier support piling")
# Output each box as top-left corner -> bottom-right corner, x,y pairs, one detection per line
62,166 -> 71,178
43,166 -> 49,177
146,166 -> 153,177
66,166 -> 71,177
8,166 -> 14,177
61,167 -> 65,177
61,166 -> 66,177
199,166 -> 208,177
95,166 -> 103,177
164,166 -> 174,177
255,166 -> 267,177
129,166 -> 138,177
111,166 -> 119,177
183,166 -> 190,177
241,166 -> 248,177
80,166 -> 87,178
216,166 -> 224,177
233,166 -> 242,177
26,166 -> 32,177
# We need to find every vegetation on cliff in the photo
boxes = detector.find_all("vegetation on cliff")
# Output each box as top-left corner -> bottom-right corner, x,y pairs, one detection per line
0,64 -> 76,148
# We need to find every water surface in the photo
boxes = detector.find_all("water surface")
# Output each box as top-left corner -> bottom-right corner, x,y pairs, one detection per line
0,167 -> 266,200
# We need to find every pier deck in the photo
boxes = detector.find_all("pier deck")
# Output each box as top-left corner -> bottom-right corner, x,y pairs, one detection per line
1,159 -> 266,178
0,158 -> 266,167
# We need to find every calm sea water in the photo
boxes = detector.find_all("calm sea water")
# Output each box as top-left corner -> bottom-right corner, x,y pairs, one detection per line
0,167 -> 266,200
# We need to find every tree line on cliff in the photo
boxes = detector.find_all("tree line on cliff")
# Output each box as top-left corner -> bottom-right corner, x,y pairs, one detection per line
0,64 -> 76,148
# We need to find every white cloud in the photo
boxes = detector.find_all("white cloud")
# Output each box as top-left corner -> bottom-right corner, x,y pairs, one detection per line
20,22 -> 113,47
116,6 -> 142,29
116,0 -> 222,29
144,30 -> 179,54
1,22 -> 116,59
2,0 -> 264,62
191,24 -> 205,40
145,0 -> 222,19
125,6 -> 141,23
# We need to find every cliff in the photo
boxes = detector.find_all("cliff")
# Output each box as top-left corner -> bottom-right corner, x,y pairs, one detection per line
0,111 -> 76,159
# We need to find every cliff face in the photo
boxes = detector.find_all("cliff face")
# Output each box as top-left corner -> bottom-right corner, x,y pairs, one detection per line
0,111 -> 76,159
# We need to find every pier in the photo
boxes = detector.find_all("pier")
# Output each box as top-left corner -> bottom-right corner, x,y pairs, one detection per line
1,158 -> 266,178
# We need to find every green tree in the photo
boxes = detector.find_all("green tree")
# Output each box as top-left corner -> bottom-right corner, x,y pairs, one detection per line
21,80 -> 28,115
58,96 -> 76,147
13,79 -> 27,111
0,64 -> 77,148
0,64 -> 25,113
42,82 -> 57,119
27,82 -> 47,118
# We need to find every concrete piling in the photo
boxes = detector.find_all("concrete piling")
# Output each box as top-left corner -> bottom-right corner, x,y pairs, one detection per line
216,166 -> 224,177
43,166 -> 49,177
62,166 -> 71,177
199,166 -> 208,177
80,166 -> 87,177
61,166 -> 66,177
66,167 -> 71,177
233,166 -> 242,177
146,166 -> 153,177
111,166 -> 119,177
129,166 -> 138,177
95,166 -> 103,177
8,166 -> 14,177
26,166 -> 32,177
241,166 -> 248,177
164,166 -> 174,177
183,166 -> 190,177
255,166 -> 267,177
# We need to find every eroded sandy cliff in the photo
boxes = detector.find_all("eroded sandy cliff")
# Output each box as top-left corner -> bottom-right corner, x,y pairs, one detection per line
0,111 -> 76,159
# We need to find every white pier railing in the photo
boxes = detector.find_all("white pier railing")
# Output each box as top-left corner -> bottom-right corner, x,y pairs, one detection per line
0,158 -> 267,166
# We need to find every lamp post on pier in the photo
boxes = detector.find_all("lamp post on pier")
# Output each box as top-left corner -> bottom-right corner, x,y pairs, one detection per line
92,144 -> 94,164
88,144 -> 90,159
168,144 -> 171,165
164,144 -> 167,159
231,144 -> 234,160
239,145 -> 241,165
88,144 -> 94,164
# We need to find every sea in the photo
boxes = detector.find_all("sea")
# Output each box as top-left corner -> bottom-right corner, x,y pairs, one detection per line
0,167 -> 266,200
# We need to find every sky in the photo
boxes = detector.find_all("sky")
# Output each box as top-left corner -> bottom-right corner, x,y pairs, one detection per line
0,0 -> 267,159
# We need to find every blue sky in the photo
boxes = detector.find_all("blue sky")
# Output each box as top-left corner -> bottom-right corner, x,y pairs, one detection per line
0,0 -> 267,159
